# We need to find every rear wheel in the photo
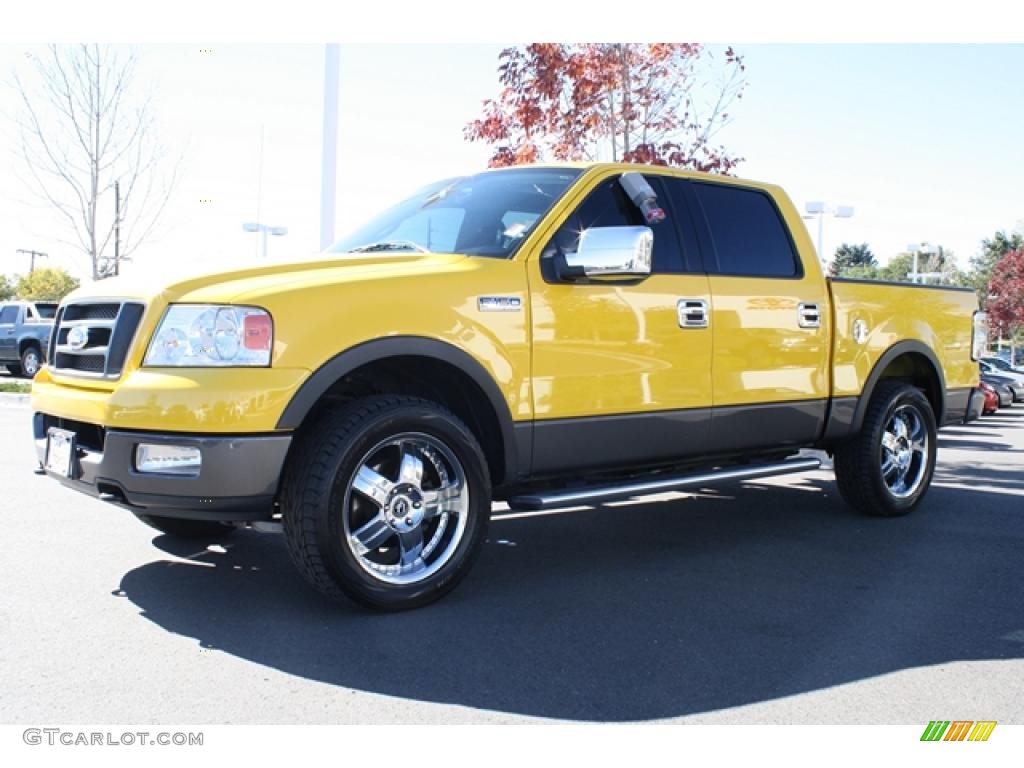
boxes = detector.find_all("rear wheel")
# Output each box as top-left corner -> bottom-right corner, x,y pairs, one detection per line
20,346 -> 41,378
280,395 -> 490,611
133,513 -> 236,539
833,381 -> 937,517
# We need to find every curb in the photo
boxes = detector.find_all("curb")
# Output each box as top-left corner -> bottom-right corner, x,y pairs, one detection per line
0,392 -> 30,408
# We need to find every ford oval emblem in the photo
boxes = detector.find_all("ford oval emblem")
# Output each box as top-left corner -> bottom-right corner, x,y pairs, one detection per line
67,326 -> 89,350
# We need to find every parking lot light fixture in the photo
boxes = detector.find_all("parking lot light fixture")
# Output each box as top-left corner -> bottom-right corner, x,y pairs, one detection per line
803,201 -> 855,268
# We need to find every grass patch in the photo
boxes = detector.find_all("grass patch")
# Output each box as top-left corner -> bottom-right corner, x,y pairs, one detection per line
0,380 -> 31,393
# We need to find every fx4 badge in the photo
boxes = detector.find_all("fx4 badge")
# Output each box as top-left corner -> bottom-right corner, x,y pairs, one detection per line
477,296 -> 522,312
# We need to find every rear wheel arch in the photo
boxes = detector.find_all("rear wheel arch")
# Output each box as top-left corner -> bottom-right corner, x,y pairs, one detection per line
276,337 -> 523,488
18,338 -> 42,357
852,341 -> 945,433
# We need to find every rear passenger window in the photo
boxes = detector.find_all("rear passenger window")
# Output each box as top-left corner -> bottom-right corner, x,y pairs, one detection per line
694,182 -> 799,278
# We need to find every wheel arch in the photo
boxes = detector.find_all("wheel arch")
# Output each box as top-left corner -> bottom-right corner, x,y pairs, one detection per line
276,336 -> 525,487
18,337 -> 42,356
851,341 -> 946,433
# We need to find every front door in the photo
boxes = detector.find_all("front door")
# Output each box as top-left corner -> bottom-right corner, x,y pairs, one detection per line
527,171 -> 713,475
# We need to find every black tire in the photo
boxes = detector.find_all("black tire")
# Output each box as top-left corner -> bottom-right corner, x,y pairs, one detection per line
280,395 -> 491,611
20,346 -> 41,378
133,513 -> 236,538
833,381 -> 937,517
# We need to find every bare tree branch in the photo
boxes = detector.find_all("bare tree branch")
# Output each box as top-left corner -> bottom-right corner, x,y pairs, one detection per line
13,44 -> 177,280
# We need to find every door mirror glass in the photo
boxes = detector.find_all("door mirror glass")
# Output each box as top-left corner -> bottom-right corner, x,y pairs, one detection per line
563,226 -> 653,279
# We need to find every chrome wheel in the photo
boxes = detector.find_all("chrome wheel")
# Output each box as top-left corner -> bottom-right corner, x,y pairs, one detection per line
22,348 -> 41,377
342,432 -> 469,585
879,404 -> 929,499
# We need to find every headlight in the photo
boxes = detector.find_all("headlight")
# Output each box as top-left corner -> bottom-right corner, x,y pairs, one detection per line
144,305 -> 273,367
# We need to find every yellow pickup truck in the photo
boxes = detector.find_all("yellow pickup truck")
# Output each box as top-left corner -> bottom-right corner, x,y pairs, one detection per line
31,163 -> 987,610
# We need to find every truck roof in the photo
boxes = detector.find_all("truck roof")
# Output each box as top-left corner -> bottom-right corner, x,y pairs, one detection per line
480,161 -> 778,191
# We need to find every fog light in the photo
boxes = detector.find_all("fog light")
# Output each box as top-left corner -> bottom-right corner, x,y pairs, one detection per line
136,444 -> 202,476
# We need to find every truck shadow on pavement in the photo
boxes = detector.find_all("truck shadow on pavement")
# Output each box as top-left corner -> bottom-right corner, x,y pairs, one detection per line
117,465 -> 1024,722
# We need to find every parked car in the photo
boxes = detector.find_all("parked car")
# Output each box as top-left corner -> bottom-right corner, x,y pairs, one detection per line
983,355 -> 1022,373
0,300 -> 57,377
979,362 -> 1024,402
974,358 -> 1024,387
30,163 -> 984,610
991,350 -> 1023,369
980,371 -> 1014,407
978,381 -> 1000,414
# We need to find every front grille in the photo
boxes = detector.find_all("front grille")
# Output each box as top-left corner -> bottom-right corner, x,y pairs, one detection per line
49,300 -> 146,378
64,303 -> 120,322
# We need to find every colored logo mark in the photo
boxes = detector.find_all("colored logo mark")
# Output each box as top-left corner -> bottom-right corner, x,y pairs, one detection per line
920,721 -> 996,742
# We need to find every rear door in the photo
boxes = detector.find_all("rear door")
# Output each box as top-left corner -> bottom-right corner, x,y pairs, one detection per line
662,178 -> 831,454
0,304 -> 19,361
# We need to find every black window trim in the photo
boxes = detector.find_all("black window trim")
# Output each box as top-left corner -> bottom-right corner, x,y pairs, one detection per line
687,178 -> 805,281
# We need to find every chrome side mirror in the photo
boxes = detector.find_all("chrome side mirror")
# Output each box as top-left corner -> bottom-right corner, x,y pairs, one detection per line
563,226 -> 653,279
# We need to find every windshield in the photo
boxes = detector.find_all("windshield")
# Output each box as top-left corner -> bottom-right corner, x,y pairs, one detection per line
327,167 -> 583,259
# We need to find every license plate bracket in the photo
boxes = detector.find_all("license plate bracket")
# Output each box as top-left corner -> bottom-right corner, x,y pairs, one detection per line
45,428 -> 76,479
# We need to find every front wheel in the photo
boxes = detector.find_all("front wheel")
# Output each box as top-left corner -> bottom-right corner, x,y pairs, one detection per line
833,381 -> 937,517
280,396 -> 490,611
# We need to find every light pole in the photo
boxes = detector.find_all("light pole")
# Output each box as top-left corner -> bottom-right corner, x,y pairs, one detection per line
320,44 -> 340,251
803,201 -> 854,268
243,223 -> 288,259
906,243 -> 941,284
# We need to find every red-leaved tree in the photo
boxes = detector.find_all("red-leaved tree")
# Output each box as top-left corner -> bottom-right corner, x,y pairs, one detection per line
987,248 -> 1024,339
465,43 -> 747,173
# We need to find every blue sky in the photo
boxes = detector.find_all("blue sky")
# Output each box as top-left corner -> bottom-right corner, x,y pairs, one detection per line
1,42 -> 1022,282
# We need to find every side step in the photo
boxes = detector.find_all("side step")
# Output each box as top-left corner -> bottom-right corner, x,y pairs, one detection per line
507,458 -> 822,511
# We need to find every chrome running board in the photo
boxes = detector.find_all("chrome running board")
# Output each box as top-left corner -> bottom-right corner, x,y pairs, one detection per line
507,458 -> 822,511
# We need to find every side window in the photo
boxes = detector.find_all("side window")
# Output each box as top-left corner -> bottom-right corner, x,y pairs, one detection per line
0,305 -> 18,324
546,176 -> 686,274
693,182 -> 800,278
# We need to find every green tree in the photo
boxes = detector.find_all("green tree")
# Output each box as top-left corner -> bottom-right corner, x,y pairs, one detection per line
970,230 -> 1024,304
15,267 -> 80,301
0,274 -> 15,301
830,242 -> 877,277
877,252 -> 915,282
877,246 -> 968,286
842,264 -> 881,280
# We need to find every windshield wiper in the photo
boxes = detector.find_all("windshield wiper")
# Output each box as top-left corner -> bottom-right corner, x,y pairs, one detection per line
348,240 -> 431,254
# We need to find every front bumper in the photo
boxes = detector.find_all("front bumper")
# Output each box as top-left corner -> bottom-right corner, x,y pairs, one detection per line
33,413 -> 291,521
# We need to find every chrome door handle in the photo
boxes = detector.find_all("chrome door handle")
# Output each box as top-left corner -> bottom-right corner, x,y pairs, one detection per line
798,302 -> 821,329
677,299 -> 708,328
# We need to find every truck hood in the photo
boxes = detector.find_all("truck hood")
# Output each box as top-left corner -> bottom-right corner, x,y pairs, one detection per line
62,252 -> 469,305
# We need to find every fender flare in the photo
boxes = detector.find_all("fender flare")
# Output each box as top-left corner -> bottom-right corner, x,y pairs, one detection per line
851,340 -> 946,432
276,336 -> 523,483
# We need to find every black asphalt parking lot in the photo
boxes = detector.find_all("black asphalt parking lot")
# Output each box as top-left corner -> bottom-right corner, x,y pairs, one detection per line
1,400 -> 1021,724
